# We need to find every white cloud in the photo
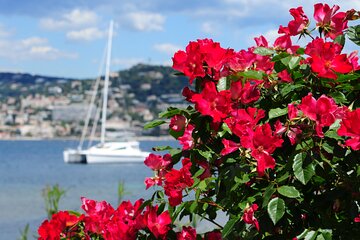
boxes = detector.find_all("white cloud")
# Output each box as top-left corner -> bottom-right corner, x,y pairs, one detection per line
66,27 -> 106,41
261,29 -> 280,45
153,43 -> 182,55
40,9 -> 99,30
21,37 -> 48,47
0,24 -> 11,38
28,46 -> 76,60
0,36 -> 77,61
122,11 -> 165,31
201,21 -> 222,35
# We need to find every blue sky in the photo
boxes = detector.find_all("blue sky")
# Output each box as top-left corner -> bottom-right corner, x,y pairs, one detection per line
0,0 -> 358,78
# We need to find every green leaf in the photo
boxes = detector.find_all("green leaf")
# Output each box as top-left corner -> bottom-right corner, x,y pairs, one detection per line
67,210 -> 82,217
218,123 -> 232,137
347,25 -> 360,46
277,185 -> 300,198
159,107 -> 182,118
328,91 -> 347,104
334,34 -> 345,47
336,72 -> 360,82
239,70 -> 264,80
304,230 -> 317,240
288,56 -> 301,70
322,142 -> 334,154
235,174 -> 250,184
272,52 -> 290,62
262,184 -> 276,208
274,61 -> 287,72
153,145 -> 173,151
297,229 -> 310,239
280,83 -> 304,97
217,77 -> 229,91
222,218 -> 239,238
277,172 -> 290,183
189,201 -> 197,213
316,235 -> 325,240
292,153 -> 315,185
296,47 -> 305,55
269,107 -> 288,120
280,56 -> 301,69
193,168 -> 205,178
196,149 -> 213,159
144,120 -> 166,129
254,47 -> 276,56
318,229 -> 332,240
324,130 -> 342,140
197,180 -> 208,191
267,197 -> 285,225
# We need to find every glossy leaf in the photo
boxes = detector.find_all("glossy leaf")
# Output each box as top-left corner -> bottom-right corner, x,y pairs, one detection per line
277,185 -> 300,198
254,47 -> 276,56
217,77 -> 230,91
322,142 -> 334,154
280,84 -> 304,96
324,129 -> 343,140
267,197 -> 285,225
318,229 -> 332,240
239,70 -> 264,80
269,107 -> 288,120
328,91 -> 347,104
334,34 -> 345,47
222,217 -> 239,238
347,25 -> 360,46
262,183 -> 276,208
293,153 -> 315,185
196,149 -> 213,159
304,230 -> 317,240
159,107 -> 182,118
144,120 -> 166,129
280,56 -> 301,70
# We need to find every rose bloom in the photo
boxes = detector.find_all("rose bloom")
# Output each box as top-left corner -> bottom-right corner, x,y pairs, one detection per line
242,204 -> 260,231
170,115 -> 187,132
177,226 -> 197,240
337,108 -> 360,150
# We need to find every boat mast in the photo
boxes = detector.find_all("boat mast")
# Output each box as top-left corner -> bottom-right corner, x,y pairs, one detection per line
77,47 -> 106,150
101,20 -> 114,145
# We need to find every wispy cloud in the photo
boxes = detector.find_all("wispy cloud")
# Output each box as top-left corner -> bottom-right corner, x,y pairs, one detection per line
0,36 -> 77,61
40,9 -> 99,30
249,29 -> 280,46
120,11 -> 165,32
0,24 -> 12,38
201,21 -> 222,35
153,43 -> 182,55
66,27 -> 106,41
20,37 -> 48,47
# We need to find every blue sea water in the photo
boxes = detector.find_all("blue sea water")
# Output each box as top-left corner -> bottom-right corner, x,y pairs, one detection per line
0,139 -> 176,239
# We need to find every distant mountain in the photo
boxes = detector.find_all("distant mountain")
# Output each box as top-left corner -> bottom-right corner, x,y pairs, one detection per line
0,64 -> 189,101
0,72 -> 74,84
114,64 -> 188,102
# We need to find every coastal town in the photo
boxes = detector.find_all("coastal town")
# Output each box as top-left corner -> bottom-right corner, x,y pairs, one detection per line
0,64 -> 188,139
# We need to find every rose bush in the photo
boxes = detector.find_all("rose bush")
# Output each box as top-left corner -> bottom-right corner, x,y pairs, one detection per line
38,3 -> 360,239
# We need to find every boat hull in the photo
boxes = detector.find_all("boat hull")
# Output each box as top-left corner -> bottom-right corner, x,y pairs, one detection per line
86,153 -> 147,164
63,149 -> 87,163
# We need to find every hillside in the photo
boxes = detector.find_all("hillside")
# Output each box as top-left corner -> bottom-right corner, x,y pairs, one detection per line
0,64 -> 188,100
0,64 -> 190,138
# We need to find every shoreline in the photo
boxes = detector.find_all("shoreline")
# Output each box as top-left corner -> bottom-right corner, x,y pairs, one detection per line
0,135 -> 174,141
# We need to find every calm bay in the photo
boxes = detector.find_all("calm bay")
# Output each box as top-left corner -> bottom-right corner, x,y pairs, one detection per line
0,139 -> 175,239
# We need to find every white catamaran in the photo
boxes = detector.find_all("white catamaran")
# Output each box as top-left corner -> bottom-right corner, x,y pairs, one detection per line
63,21 -> 150,164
